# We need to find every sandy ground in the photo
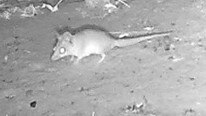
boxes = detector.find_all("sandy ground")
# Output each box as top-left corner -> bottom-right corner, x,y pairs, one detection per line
1,0 -> 206,116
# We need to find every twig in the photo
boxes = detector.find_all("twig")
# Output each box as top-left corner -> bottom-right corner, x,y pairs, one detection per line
118,0 -> 130,8
42,0 -> 63,12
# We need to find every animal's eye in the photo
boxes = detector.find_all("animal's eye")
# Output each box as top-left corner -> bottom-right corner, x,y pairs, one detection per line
59,47 -> 66,54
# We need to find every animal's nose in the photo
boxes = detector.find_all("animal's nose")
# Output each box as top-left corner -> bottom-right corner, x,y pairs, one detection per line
51,54 -> 59,61
53,47 -> 56,51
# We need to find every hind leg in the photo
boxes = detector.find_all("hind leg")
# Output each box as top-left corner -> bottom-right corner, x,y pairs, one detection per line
98,53 -> 106,64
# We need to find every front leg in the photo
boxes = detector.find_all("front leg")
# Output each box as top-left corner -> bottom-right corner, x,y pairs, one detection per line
73,56 -> 83,64
70,55 -> 75,62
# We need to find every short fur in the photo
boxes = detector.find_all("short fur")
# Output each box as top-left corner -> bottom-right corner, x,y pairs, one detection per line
51,25 -> 172,63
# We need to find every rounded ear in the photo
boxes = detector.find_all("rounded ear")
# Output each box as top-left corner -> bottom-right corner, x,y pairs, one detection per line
62,32 -> 74,46
63,32 -> 73,38
55,32 -> 73,41
67,37 -> 74,47
55,32 -> 62,41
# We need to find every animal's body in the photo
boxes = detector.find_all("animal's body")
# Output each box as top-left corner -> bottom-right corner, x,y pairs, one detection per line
51,27 -> 172,63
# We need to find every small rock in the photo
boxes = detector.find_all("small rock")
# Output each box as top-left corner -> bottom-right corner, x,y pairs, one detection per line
30,100 -> 37,108
184,108 -> 196,116
3,89 -> 16,100
189,77 -> 196,81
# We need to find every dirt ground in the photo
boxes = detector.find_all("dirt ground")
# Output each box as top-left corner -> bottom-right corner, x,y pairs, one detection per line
1,0 -> 206,116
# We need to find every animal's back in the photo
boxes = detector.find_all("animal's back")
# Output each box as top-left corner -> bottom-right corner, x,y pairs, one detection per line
74,29 -> 115,51
51,26 -> 172,63
71,29 -> 115,58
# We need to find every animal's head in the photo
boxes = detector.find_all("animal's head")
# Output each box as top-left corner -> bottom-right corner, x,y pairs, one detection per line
51,32 -> 75,61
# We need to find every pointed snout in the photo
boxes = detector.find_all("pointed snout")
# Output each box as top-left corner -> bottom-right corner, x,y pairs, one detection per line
50,52 -> 60,61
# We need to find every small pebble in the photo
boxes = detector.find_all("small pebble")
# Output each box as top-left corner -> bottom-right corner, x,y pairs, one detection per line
30,101 -> 37,108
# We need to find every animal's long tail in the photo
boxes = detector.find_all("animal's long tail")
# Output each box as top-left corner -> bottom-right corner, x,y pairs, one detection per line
114,31 -> 172,47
